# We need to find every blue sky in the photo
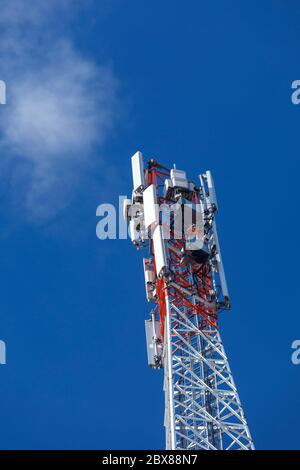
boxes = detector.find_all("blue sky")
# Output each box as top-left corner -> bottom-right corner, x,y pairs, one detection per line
0,0 -> 299,449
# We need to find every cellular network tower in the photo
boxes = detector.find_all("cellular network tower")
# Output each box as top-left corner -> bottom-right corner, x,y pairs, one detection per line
123,152 -> 254,450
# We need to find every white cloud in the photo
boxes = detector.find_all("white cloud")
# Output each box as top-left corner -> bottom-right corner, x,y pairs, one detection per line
4,44 -> 117,161
0,0 -> 119,221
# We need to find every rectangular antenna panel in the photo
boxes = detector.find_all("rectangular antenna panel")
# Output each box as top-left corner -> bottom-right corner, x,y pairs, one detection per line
153,225 -> 167,276
170,168 -> 189,189
145,318 -> 162,368
206,170 -> 218,210
131,151 -> 145,192
143,184 -> 158,228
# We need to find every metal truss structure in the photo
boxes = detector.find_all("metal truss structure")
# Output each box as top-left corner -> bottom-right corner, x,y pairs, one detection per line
124,152 -> 254,450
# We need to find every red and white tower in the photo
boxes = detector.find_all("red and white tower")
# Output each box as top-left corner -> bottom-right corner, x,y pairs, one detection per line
124,152 -> 254,450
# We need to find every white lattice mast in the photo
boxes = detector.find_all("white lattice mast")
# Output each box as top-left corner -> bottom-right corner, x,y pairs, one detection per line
124,151 -> 254,450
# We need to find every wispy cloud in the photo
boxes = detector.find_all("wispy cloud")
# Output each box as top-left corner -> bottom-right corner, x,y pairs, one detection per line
0,0 -> 119,221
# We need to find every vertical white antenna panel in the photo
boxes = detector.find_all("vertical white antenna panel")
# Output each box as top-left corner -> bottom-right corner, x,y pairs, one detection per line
200,173 -> 229,301
129,219 -> 139,245
206,170 -> 218,210
143,258 -> 155,302
145,314 -> 163,368
143,184 -> 159,229
131,151 -> 146,192
143,258 -> 155,284
212,223 -> 230,299
153,225 -> 167,277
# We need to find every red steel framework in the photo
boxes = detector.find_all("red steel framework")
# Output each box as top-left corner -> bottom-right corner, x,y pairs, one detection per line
147,161 -> 217,339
